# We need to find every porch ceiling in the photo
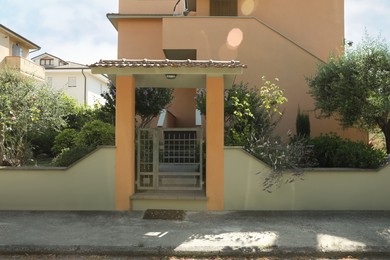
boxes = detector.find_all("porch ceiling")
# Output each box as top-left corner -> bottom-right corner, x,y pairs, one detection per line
90,59 -> 246,89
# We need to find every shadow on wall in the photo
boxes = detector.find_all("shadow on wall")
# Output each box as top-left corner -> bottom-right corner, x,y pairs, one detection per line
224,147 -> 390,211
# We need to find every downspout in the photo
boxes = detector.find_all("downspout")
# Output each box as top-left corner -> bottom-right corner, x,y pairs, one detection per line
81,68 -> 87,105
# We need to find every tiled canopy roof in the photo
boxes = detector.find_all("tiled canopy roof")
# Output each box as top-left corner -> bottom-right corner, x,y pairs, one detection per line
90,59 -> 247,69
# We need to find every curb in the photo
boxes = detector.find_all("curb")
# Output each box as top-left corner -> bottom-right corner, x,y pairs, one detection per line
1,245 -> 390,258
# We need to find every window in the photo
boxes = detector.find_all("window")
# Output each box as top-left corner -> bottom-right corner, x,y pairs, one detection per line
40,59 -> 54,66
68,76 -> 77,87
12,44 -> 23,56
210,0 -> 237,16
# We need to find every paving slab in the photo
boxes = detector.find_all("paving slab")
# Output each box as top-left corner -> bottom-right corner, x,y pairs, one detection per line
0,211 -> 389,258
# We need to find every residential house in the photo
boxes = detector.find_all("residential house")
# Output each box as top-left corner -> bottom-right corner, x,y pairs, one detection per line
32,53 -> 109,106
0,24 -> 44,81
91,0 -> 367,211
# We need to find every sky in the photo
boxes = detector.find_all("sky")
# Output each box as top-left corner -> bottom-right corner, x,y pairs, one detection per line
0,0 -> 390,65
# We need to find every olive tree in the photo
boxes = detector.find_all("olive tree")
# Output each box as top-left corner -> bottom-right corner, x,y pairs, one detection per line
307,35 -> 390,154
0,68 -> 72,166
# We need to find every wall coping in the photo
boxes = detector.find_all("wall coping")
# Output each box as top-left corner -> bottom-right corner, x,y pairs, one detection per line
0,146 -> 116,171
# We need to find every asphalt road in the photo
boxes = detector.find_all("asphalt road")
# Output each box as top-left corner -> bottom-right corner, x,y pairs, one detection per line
0,211 -> 389,259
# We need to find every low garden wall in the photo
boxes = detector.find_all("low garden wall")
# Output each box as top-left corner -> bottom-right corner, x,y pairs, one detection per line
225,147 -> 390,210
0,147 -> 115,211
2,146 -> 388,211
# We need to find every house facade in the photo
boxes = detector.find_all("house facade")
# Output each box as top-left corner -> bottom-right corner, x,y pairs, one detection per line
91,0 -> 368,211
32,53 -> 109,106
0,24 -> 45,81
108,0 -> 366,141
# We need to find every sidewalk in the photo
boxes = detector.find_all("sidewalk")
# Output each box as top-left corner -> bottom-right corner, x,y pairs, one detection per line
0,211 -> 389,258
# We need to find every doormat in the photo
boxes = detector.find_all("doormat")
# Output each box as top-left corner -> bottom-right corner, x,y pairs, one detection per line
143,209 -> 186,220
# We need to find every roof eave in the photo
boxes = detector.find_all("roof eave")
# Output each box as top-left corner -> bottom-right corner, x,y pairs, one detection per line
0,24 -> 40,50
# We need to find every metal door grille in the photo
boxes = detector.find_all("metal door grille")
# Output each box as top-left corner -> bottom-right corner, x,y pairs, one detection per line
137,128 -> 203,190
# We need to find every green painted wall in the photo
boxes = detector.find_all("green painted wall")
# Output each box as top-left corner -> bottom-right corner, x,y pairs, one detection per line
0,147 -> 115,211
224,147 -> 390,210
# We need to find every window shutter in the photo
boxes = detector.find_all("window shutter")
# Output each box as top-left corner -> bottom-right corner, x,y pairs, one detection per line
210,0 -> 237,16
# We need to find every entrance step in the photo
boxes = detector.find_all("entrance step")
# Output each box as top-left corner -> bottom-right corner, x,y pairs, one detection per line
131,190 -> 207,211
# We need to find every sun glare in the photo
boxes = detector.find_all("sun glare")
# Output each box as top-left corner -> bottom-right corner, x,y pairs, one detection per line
241,0 -> 255,15
227,28 -> 244,48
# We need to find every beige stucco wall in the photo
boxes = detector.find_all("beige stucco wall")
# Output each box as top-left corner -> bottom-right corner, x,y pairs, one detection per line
237,0 -> 344,61
0,147 -> 115,211
0,31 -> 10,61
118,18 -> 165,59
115,0 -> 364,140
162,16 -> 364,140
119,0 -> 178,14
224,147 -> 390,210
193,0 -> 344,61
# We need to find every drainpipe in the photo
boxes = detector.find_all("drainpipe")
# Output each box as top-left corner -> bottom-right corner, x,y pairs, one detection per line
81,68 -> 87,106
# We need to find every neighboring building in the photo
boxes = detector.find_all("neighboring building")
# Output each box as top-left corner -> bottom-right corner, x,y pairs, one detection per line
0,24 -> 45,81
107,0 -> 365,141
32,53 -> 109,106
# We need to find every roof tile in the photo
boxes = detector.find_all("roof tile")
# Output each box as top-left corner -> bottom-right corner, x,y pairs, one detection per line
90,59 -> 247,69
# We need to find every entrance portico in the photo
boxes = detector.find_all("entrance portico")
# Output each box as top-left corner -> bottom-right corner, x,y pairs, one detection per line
91,59 -> 245,211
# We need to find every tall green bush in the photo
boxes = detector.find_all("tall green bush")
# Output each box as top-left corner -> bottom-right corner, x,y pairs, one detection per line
296,107 -> 310,138
0,68 -> 73,166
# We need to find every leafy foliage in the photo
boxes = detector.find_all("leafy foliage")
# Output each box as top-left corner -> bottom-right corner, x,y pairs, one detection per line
251,135 -> 316,192
196,78 -> 316,192
52,120 -> 115,167
75,120 -> 115,147
100,81 -> 174,127
52,146 -> 95,167
196,78 -> 287,147
98,80 -> 116,125
0,68 -> 73,166
307,34 -> 390,153
135,88 -> 174,127
29,129 -> 58,157
309,133 -> 387,168
52,128 -> 78,156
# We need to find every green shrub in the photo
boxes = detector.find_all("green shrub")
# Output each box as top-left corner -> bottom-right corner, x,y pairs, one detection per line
52,129 -> 78,156
196,80 -> 287,147
309,134 -> 387,168
51,120 -> 115,167
296,107 -> 310,138
29,129 -> 58,157
52,146 -> 95,167
75,120 -> 115,147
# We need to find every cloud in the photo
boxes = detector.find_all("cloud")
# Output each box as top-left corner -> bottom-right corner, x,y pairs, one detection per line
345,0 -> 390,44
0,0 -> 117,64
3,0 -> 390,64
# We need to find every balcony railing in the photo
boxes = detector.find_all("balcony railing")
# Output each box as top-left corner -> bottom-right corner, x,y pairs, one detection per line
0,56 -> 45,81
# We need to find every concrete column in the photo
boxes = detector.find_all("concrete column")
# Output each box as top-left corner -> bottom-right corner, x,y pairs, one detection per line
206,76 -> 225,210
115,75 -> 135,210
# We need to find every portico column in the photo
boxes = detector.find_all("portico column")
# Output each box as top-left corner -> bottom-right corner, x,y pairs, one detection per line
115,75 -> 135,210
206,76 -> 225,210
